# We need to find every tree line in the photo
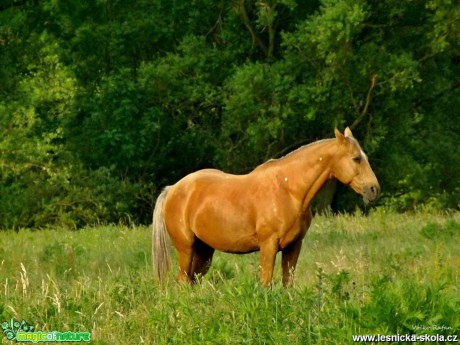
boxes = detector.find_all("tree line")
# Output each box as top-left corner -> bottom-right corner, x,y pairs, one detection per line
0,0 -> 458,229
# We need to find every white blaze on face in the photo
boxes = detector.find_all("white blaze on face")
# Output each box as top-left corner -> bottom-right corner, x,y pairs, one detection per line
348,136 -> 368,163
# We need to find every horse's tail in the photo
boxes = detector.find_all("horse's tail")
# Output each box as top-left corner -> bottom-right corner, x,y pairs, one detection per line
152,186 -> 172,283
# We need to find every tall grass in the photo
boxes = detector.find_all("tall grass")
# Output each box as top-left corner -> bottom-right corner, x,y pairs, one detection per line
1,211 -> 459,344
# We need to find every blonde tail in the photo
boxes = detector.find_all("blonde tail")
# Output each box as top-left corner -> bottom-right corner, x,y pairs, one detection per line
152,186 -> 171,283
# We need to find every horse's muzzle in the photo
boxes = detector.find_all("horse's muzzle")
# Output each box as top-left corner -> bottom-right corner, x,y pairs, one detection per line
363,184 -> 381,204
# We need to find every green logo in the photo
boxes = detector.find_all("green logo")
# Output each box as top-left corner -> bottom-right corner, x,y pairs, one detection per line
2,318 -> 90,343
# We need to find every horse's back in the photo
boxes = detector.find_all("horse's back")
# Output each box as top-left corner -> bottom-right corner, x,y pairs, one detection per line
167,169 -> 241,200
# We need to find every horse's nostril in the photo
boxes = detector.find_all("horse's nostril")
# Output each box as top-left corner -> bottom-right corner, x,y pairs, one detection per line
370,185 -> 380,197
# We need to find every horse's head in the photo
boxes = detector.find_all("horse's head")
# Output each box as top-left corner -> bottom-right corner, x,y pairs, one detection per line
331,127 -> 380,204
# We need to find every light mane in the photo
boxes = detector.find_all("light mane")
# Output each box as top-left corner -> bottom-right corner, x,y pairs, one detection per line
277,138 -> 335,160
253,138 -> 335,171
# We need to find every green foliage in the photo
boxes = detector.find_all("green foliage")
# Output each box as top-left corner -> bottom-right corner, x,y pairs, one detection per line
0,0 -> 459,228
0,51 -> 136,228
420,219 -> 459,240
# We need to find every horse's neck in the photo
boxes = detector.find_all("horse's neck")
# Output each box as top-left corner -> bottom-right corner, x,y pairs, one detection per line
269,139 -> 336,210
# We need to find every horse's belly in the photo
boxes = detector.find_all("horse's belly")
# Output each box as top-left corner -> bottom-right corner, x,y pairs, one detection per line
191,199 -> 260,253
201,232 -> 260,254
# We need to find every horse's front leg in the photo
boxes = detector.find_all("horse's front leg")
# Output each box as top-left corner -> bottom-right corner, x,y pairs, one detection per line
281,209 -> 312,287
281,238 -> 303,287
259,237 -> 279,287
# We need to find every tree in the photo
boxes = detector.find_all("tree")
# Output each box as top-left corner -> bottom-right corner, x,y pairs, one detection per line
0,0 -> 458,228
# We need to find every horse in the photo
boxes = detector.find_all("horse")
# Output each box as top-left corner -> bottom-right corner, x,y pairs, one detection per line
152,127 -> 380,287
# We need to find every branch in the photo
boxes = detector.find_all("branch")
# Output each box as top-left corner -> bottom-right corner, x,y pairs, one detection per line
260,2 -> 277,59
268,20 -> 275,58
205,0 -> 224,40
238,0 -> 268,56
350,74 -> 378,130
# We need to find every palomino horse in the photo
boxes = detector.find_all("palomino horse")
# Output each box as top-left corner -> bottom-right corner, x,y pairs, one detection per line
152,128 -> 380,287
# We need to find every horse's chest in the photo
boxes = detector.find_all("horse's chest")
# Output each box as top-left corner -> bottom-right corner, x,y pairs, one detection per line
266,203 -> 310,248
276,214 -> 306,247
252,193 -> 309,245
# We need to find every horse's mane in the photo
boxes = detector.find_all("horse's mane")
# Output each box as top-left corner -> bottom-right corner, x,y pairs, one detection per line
253,138 -> 335,172
276,138 -> 335,160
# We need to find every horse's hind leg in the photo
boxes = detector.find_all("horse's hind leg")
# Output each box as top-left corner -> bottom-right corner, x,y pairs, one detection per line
177,246 -> 194,284
191,239 -> 215,283
176,239 -> 215,284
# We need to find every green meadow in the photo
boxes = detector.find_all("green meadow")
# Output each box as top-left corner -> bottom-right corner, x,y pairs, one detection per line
1,211 -> 459,344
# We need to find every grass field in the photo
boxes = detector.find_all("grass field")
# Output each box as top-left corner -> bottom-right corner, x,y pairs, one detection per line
1,210 -> 459,344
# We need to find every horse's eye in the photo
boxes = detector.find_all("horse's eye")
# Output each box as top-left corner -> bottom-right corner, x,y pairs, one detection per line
353,156 -> 362,163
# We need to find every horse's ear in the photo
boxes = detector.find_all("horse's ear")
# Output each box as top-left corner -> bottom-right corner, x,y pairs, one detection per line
334,128 -> 345,141
344,127 -> 354,138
